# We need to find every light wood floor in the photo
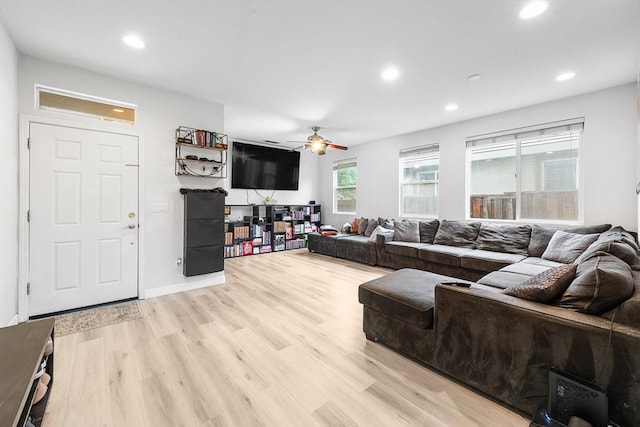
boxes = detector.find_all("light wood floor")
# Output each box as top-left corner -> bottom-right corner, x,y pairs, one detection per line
42,250 -> 528,426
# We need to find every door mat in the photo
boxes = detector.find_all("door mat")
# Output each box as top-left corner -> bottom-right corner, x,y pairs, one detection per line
54,300 -> 142,337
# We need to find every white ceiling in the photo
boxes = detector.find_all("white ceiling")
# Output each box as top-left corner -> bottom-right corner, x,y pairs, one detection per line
1,1 -> 639,146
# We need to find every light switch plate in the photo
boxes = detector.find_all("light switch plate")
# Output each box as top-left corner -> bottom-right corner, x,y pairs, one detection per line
148,202 -> 169,213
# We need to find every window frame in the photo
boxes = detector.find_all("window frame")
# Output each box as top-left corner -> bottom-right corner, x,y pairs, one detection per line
465,119 -> 583,224
399,144 -> 440,219
333,158 -> 357,215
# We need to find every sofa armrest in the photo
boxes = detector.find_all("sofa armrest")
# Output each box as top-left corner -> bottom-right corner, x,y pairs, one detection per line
432,283 -> 640,423
435,284 -> 640,337
376,233 -> 394,245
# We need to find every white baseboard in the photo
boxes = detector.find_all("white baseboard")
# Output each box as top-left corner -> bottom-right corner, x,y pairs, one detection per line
8,314 -> 19,326
143,272 -> 225,299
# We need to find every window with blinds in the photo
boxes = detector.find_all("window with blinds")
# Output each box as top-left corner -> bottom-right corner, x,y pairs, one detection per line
400,144 -> 439,218
467,119 -> 583,222
333,158 -> 357,214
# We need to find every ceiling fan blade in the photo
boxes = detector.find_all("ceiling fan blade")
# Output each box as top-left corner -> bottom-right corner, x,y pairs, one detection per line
327,143 -> 348,150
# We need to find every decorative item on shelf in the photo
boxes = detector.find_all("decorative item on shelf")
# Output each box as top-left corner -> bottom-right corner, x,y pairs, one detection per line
264,196 -> 277,205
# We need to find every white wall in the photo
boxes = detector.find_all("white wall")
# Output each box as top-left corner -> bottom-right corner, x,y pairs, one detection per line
17,56 -> 318,300
0,20 -> 18,325
320,84 -> 638,231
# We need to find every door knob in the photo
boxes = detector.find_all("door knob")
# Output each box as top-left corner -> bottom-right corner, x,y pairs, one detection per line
123,224 -> 136,229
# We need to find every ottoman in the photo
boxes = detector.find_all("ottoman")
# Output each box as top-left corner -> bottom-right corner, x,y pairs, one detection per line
358,268 -> 473,340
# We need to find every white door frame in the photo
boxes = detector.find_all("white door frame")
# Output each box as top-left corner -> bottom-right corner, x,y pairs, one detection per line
18,114 -> 146,322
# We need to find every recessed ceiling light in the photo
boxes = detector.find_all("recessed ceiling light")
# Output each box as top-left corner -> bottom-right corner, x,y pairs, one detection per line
381,67 -> 400,82
112,108 -> 124,113
467,74 -> 481,81
519,1 -> 549,19
556,72 -> 576,81
122,34 -> 145,49
445,104 -> 458,112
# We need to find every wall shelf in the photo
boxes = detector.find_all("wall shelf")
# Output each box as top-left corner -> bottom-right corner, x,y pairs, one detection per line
175,126 -> 228,178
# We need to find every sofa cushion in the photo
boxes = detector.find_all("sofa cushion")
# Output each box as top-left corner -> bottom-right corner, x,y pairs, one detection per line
364,219 -> 379,237
393,220 -> 420,243
476,223 -> 531,255
542,230 -> 599,264
418,244 -> 474,267
433,220 -> 481,248
502,264 -> 577,303
501,262 -> 555,276
419,219 -> 440,244
477,271 -> 531,289
601,272 -> 640,327
564,224 -> 611,234
559,251 -> 635,314
379,218 -> 394,230
527,224 -> 611,257
460,249 -> 527,272
358,217 -> 369,235
576,226 -> 639,266
358,269 -> 455,329
519,257 -> 565,268
528,225 -> 558,257
385,241 -> 425,258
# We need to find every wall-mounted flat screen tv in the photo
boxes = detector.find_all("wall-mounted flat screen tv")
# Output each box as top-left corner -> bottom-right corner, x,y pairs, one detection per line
231,141 -> 300,190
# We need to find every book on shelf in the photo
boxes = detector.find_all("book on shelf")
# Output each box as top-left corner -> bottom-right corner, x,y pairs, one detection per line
294,223 -> 305,235
242,241 -> 253,256
285,226 -> 293,240
252,246 -> 260,255
310,213 -> 320,222
260,245 -> 272,254
225,232 -> 233,245
252,238 -> 263,246
274,234 -> 285,251
274,221 -> 287,233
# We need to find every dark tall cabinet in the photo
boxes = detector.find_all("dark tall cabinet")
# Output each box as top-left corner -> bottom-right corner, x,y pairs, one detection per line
181,189 -> 225,276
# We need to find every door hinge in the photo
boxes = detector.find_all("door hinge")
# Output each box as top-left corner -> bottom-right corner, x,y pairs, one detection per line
27,283 -> 30,295
27,137 -> 31,150
27,210 -> 30,222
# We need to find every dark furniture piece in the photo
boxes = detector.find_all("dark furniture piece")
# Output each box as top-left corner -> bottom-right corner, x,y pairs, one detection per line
181,189 -> 225,276
359,267 -> 640,427
0,318 -> 55,427
225,204 -> 321,258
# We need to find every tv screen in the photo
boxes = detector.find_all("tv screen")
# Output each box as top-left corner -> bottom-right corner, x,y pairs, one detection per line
231,142 -> 300,190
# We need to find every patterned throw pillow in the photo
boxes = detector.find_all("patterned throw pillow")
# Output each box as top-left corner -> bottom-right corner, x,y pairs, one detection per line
502,264 -> 577,303
541,230 -> 599,264
350,218 -> 360,234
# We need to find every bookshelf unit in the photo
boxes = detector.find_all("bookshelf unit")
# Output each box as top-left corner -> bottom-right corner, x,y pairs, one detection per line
224,204 -> 321,258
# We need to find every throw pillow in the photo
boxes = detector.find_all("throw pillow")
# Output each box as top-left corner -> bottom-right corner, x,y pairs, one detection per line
564,224 -> 611,234
419,219 -> 440,244
528,225 -> 559,257
559,251 -> 634,314
364,219 -> 379,237
350,218 -> 360,234
476,223 -> 531,255
502,264 -> 576,303
379,217 -> 395,230
392,220 -> 420,242
368,225 -> 393,242
433,220 -> 481,248
357,217 -> 369,235
541,230 -> 599,264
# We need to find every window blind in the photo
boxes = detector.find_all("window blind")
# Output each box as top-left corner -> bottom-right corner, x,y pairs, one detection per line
466,118 -> 584,147
399,143 -> 439,158
333,158 -> 357,170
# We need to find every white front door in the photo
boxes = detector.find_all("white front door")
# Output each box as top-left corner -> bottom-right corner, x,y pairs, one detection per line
29,123 -> 139,316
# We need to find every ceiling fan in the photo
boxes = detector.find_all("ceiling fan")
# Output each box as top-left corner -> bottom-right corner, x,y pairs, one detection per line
299,126 -> 348,155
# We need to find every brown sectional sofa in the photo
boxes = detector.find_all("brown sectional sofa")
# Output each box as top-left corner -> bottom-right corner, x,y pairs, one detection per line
308,219 -> 640,426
